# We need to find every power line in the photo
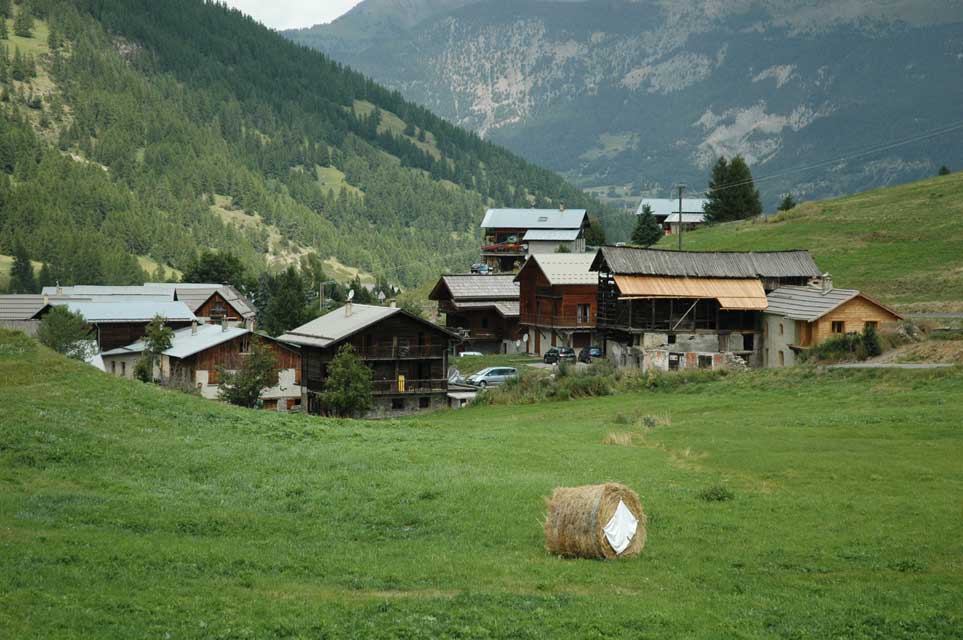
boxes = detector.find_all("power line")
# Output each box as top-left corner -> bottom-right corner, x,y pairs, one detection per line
696,118 -> 963,195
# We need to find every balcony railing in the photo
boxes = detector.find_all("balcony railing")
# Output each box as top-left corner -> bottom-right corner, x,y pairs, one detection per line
520,313 -> 595,328
481,242 -> 525,255
357,345 -> 447,360
371,378 -> 449,395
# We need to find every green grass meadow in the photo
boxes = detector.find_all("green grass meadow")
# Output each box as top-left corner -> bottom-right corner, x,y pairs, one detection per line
1,330 -> 962,638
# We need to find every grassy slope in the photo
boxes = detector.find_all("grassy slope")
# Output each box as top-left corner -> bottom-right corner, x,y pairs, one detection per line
660,172 -> 963,310
1,331 -> 962,638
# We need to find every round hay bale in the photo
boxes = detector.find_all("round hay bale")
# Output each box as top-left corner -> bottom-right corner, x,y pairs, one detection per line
544,483 -> 646,559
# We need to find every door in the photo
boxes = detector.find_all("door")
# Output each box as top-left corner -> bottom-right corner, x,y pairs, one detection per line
534,331 -> 541,354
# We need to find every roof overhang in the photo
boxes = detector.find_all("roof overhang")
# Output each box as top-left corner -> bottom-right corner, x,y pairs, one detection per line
614,275 -> 768,311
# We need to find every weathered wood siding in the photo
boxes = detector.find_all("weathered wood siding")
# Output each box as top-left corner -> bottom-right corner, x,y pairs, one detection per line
98,320 -> 192,352
196,292 -> 244,321
811,296 -> 901,344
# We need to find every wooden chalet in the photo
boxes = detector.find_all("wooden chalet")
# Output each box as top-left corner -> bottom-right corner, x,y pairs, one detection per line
591,247 -> 822,369
428,274 -> 521,354
763,280 -> 903,367
515,253 -> 599,354
145,283 -> 257,327
53,300 -> 197,351
278,303 -> 458,418
479,207 -> 589,272
101,321 -> 302,410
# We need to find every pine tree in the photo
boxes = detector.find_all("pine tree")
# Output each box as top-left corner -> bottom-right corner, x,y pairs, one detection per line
777,193 -> 796,211
11,46 -> 25,81
703,155 -> 762,223
0,17 -> 8,40
37,262 -> 54,289
631,204 -> 662,247
37,306 -> 94,360
938,165 -> 951,176
13,6 -> 31,38
260,266 -> 307,336
0,0 -> 10,20
9,242 -> 37,293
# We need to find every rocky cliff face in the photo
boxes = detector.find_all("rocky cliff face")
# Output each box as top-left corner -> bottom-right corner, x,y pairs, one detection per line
287,0 -> 963,206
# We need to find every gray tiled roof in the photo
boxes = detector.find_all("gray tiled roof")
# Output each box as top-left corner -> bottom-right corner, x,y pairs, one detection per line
452,300 -> 520,318
765,286 -> 862,321
519,253 -> 598,286
278,303 -> 456,349
0,295 -> 48,321
430,274 -> 519,301
102,323 -> 249,359
593,247 -> 821,279
58,301 -> 196,323
481,209 -> 587,230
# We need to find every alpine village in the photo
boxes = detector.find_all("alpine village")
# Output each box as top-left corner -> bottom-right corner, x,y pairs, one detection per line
1,1 -> 961,637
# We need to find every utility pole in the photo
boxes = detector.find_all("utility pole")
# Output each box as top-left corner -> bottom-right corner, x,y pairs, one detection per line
676,183 -> 686,251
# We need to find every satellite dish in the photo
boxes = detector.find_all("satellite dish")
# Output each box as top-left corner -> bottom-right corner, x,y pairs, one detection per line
347,289 -> 355,301
522,334 -> 529,343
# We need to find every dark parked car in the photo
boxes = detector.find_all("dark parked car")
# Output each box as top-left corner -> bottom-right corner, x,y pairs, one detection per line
578,346 -> 604,363
544,347 -> 576,364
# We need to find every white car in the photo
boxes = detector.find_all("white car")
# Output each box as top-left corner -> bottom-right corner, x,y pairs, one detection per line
466,367 -> 518,388
458,351 -> 484,357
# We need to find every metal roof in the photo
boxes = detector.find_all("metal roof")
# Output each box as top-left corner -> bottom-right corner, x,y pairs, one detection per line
0,295 -> 48,321
41,285 -> 175,301
765,286 -> 903,321
517,253 -> 598,286
429,274 -> 519,302
614,276 -> 768,310
592,247 -> 821,279
480,209 -> 587,230
452,300 -> 520,318
664,212 -> 707,224
636,198 -> 708,217
522,229 -> 581,241
57,301 -> 196,323
102,323 -> 249,359
278,303 -> 456,349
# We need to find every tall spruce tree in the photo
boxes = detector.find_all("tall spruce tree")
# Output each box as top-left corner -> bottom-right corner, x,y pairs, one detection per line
778,193 -> 796,211
631,204 -> 662,247
13,6 -> 31,38
260,266 -> 308,336
703,155 -> 763,223
9,242 -> 37,293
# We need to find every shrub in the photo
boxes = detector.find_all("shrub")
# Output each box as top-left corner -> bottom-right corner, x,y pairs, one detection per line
37,306 -> 94,360
319,344 -> 372,417
218,338 -> 280,408
698,485 -> 735,502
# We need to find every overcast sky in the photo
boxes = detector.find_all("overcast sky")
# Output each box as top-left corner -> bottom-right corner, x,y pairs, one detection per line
220,0 -> 364,30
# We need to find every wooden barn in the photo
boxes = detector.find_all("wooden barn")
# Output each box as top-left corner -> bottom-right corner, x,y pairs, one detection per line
515,253 -> 599,354
428,274 -> 521,354
101,321 -> 302,410
279,303 -> 458,418
54,301 -> 197,351
592,247 -> 822,369
763,280 -> 903,367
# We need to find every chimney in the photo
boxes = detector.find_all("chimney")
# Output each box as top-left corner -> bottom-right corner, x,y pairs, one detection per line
345,301 -> 353,317
56,280 -> 63,295
821,273 -> 833,293
221,316 -> 228,332
559,201 -> 566,212
42,293 -> 48,305
192,319 -> 198,335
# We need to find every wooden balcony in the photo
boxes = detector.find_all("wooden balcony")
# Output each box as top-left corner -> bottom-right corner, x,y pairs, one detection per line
358,345 -> 447,360
371,378 -> 449,395
520,313 -> 595,329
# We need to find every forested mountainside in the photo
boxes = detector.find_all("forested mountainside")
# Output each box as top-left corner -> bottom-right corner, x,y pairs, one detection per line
0,0 -> 627,289
287,0 -> 963,209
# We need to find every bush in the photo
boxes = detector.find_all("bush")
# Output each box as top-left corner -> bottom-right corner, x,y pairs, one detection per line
37,306 -> 94,360
218,338 -> 280,407
319,344 -> 372,417
801,325 -> 883,363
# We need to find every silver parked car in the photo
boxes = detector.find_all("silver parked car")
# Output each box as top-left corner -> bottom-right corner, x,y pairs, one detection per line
466,366 -> 518,388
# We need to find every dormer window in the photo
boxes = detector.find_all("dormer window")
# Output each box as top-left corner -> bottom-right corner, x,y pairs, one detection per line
538,216 -> 548,222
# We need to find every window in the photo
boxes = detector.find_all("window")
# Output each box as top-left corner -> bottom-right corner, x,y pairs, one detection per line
391,398 -> 405,410
697,355 -> 712,369
864,321 -> 879,330
111,361 -> 116,375
121,362 -> 126,376
667,334 -> 676,344
778,351 -> 785,366
577,304 -> 591,323
419,397 -> 430,409
779,323 -> 784,336
832,321 -> 845,334
481,317 -> 489,329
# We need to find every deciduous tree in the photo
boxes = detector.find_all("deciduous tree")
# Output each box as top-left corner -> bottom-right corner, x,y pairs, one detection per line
320,344 -> 372,417
218,337 -> 279,407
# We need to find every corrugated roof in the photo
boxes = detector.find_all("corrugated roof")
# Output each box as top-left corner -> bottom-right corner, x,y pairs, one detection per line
593,247 -> 821,279
518,253 -> 598,286
614,276 -> 768,311
0,295 -> 48,321
636,198 -> 708,217
58,301 -> 196,323
279,303 -> 456,348
765,286 -> 902,321
429,274 -> 519,302
102,323 -> 249,359
452,300 -> 520,318
481,209 -> 587,230
522,229 -> 581,241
